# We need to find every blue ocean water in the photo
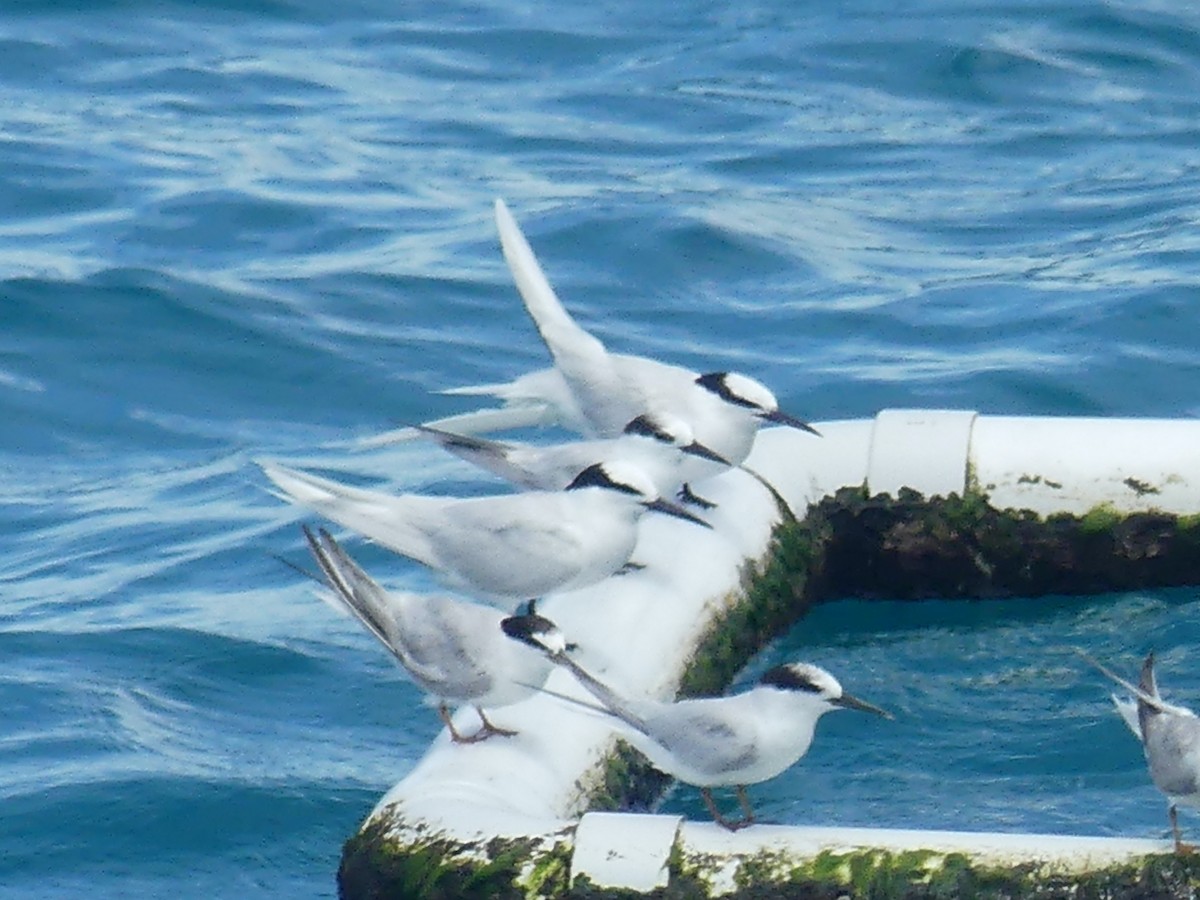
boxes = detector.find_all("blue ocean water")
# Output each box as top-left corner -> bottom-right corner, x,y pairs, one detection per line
3,0 -> 1200,896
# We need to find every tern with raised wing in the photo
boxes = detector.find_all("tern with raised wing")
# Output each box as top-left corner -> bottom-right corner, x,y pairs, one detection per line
409,202 -> 820,485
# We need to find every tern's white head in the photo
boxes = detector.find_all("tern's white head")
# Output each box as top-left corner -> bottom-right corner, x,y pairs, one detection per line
565,461 -> 712,528
758,662 -> 892,718
622,412 -> 731,465
695,372 -> 820,436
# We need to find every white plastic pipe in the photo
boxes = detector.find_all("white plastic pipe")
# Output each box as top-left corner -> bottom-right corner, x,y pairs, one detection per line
750,410 -> 1200,516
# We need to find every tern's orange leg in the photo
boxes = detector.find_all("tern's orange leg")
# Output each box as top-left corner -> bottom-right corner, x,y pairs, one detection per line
701,787 -> 754,831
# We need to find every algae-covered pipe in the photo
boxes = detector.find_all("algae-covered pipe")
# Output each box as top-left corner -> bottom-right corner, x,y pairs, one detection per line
338,410 -> 1200,899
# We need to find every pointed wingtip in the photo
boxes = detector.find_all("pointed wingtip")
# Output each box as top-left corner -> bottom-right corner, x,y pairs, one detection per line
494,197 -> 513,230
256,457 -> 298,489
494,197 -> 523,253
354,426 -> 422,449
255,457 -> 293,496
255,458 -> 341,508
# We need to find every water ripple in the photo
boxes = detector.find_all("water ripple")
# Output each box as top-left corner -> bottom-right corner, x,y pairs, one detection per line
3,0 -> 1200,895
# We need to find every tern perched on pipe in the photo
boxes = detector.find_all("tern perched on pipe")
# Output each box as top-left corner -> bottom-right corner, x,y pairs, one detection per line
1077,648 -> 1200,852
261,458 -> 709,605
532,647 -> 890,830
414,411 -> 729,498
374,201 -> 820,504
302,526 -> 567,743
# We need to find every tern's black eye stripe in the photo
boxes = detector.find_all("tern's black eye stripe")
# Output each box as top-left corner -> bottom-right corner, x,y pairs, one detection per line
565,463 -> 641,495
759,665 -> 823,693
695,372 -> 756,409
623,415 -> 672,443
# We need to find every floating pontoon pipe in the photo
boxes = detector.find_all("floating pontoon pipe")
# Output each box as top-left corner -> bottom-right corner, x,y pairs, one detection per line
337,409 -> 1200,899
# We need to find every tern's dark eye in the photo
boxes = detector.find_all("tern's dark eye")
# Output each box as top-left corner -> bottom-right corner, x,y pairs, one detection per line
759,665 -> 823,693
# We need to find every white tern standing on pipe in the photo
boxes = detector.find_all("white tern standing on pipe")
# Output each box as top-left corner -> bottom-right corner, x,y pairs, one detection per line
414,411 -> 729,498
412,201 -> 821,504
303,525 -> 568,743
260,459 -> 710,605
533,649 -> 891,830
1077,648 -> 1200,852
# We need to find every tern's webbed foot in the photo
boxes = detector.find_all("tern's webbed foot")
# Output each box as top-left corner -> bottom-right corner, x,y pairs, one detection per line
440,704 -> 518,744
453,723 -> 517,743
701,787 -> 756,832
471,708 -> 517,741
450,729 -> 491,744
719,816 -> 754,832
678,483 -> 717,510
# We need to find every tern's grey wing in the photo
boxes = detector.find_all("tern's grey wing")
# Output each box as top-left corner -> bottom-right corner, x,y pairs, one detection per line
420,428 -> 623,492
1144,712 -> 1200,801
416,425 -> 553,490
637,699 -> 760,783
430,492 -> 632,597
304,526 -> 396,653
392,595 -> 499,701
1076,649 -> 1191,717
549,657 -> 757,782
439,367 -> 590,434
495,200 -> 637,435
304,527 -> 496,699
504,434 -> 687,495
545,657 -> 760,785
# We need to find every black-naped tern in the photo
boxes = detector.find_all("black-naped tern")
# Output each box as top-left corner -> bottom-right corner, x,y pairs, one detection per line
432,201 -> 820,486
303,526 -> 566,743
535,649 -> 890,830
414,411 -> 728,499
261,458 -> 709,604
1078,648 -> 1200,852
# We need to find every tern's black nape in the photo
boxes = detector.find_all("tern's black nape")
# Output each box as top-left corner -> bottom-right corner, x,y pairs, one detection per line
758,664 -> 825,694
566,462 -> 641,496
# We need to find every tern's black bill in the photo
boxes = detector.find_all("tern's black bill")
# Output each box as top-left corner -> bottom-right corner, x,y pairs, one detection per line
759,408 -> 822,437
681,440 -> 731,465
642,497 -> 713,528
833,691 -> 893,719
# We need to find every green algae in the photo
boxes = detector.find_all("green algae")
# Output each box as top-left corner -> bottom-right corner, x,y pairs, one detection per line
678,516 -> 828,700
1079,501 -> 1122,534
337,817 -> 565,900
811,486 -> 1200,599
524,840 -> 573,898
527,844 -> 1200,899
665,845 -> 1200,900
586,738 -> 673,814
